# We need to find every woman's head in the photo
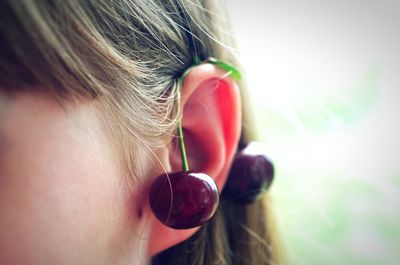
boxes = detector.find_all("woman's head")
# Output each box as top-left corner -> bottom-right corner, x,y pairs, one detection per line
1,0 -> 243,263
0,1 -> 278,265
0,65 -> 241,265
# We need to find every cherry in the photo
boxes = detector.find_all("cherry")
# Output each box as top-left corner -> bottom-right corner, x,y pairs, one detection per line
222,142 -> 274,203
149,171 -> 219,229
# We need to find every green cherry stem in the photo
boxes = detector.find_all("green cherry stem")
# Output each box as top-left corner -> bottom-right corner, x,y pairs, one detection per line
207,57 -> 242,81
177,118 -> 189,172
178,62 -> 191,173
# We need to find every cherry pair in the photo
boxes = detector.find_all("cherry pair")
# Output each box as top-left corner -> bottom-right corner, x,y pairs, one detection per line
148,58 -> 274,230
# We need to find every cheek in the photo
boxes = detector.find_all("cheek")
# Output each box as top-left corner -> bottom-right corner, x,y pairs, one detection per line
0,149 -> 110,263
0,95 -> 142,264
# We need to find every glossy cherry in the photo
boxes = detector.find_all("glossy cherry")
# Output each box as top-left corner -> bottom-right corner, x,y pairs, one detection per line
222,142 -> 274,203
149,171 -> 219,229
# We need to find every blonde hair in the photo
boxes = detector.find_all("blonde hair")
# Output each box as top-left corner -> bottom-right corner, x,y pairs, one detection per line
0,0 -> 283,264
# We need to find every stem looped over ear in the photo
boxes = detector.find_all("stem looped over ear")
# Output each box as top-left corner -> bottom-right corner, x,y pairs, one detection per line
177,57 -> 242,172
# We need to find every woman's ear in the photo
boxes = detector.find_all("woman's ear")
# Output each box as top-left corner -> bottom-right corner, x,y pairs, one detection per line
147,63 -> 242,255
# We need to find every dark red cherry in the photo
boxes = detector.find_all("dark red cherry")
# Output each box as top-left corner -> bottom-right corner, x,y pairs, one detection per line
149,171 -> 219,229
222,142 -> 274,203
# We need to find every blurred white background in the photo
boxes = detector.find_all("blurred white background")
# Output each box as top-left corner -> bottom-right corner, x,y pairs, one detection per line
227,1 -> 400,265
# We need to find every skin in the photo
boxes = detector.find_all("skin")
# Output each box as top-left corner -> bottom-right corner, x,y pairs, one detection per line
0,91 -> 150,265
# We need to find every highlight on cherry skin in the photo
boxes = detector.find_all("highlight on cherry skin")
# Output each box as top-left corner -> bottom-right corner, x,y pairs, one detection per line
149,171 -> 219,229
222,141 -> 275,204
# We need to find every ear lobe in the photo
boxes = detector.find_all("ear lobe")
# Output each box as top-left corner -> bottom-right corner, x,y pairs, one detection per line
148,63 -> 241,255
